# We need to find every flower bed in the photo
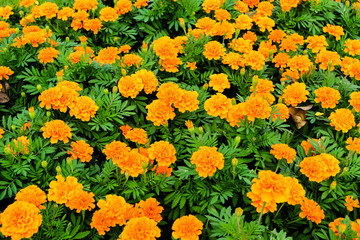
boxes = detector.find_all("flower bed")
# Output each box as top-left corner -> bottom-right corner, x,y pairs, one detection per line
1,0 -> 360,239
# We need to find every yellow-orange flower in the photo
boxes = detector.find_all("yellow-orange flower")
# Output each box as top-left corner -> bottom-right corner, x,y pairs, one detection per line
344,39 -> 360,56
118,149 -> 148,177
190,146 -> 224,177
315,50 -> 341,71
103,140 -> 131,167
323,24 -> 344,40
5,136 -> 30,155
57,7 -> 74,21
0,66 -> 14,80
0,201 -> 42,240
114,0 -> 133,15
268,29 -> 286,43
172,215 -> 203,240
243,96 -> 272,121
118,74 -> 144,98
122,54 -> 142,67
209,73 -> 230,93
174,89 -> 199,113
226,103 -> 246,127
203,41 -> 226,60
204,93 -> 232,119
305,35 -> 328,53
38,2 -> 59,19
346,137 -> 360,154
41,120 -> 72,144
148,141 -> 177,167
329,218 -> 346,236
73,0 -> 98,11
271,103 -> 290,122
94,47 -> 121,65
270,143 -> 296,163
243,50 -> 266,70
99,7 -> 118,22
328,108 -> 355,133
69,96 -> 99,121
0,6 -> 13,20
299,153 -> 340,182
20,0 -> 36,8
288,55 -> 313,74
285,177 -> 306,205
202,0 -> 221,13
299,198 -> 325,224
15,185 -> 47,209
134,69 -> 158,94
38,85 -> 79,112
282,82 -> 309,106
314,86 -> 341,109
0,128 -> 4,139
247,191 -> 277,213
156,82 -> 182,105
83,18 -> 102,34
146,99 -> 176,126
349,92 -> 360,112
68,140 -> 93,162
222,52 -> 244,70
345,195 -> 360,211
38,47 -> 60,64
124,128 -> 149,145
137,198 -> 164,222
121,217 -> 161,240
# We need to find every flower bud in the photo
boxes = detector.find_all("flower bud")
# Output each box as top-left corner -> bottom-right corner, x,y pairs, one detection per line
41,161 -> 48,168
231,158 -> 238,168
104,88 -> 109,94
240,68 -> 245,76
46,111 -> 51,117
29,107 -> 35,119
346,0 -> 350,7
125,171 -> 130,180
11,125 -> 16,131
343,167 -> 349,173
315,112 -> 324,116
198,126 -> 204,135
45,25 -> 49,32
53,204 -> 58,209
65,37 -> 70,43
21,92 -> 26,97
235,136 -> 241,146
330,181 -> 336,190
231,98 -> 236,105
15,28 -> 20,34
142,161 -> 148,170
121,69 -> 127,76
112,86 -> 118,94
203,83 -> 208,91
66,157 -> 72,166
303,50 -> 308,55
36,84 -> 42,92
56,166 -> 62,174
179,18 -> 185,29
235,207 -> 243,218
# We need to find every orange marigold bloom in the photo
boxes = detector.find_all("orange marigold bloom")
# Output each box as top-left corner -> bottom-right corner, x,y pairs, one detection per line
99,7 -> 118,22
258,40 -> 277,60
137,198 -> 164,222
268,29 -> 286,43
285,177 -> 306,205
83,18 -> 102,34
226,103 -> 246,127
0,66 -> 14,80
57,7 -> 74,21
91,195 -> 132,235
256,16 -> 275,32
195,17 -> 216,35
103,140 -> 131,167
323,24 -> 344,40
341,57 -> 360,76
243,96 -> 272,121
15,185 -> 47,209
257,1 -> 274,17
39,85 -> 79,112
209,73 -> 230,93
124,128 -> 149,145
270,143 -> 296,163
314,86 -> 340,109
69,96 -> 98,121
134,0 -> 149,8
19,0 -> 36,8
121,217 -> 161,240
214,9 -> 231,21
203,41 -> 226,60
282,82 -> 309,106
115,0 -> 133,15
0,201 -> 42,240
57,81 -> 82,92
315,50 -> 341,71
73,0 -> 98,11
38,2 -> 59,19
156,82 -> 182,105
204,93 -> 232,119
120,124 -> 132,136
5,136 -> 30,155
133,69 -> 158,94
160,56 -> 183,73
122,53 -> 142,67
247,191 -> 277,213
306,35 -> 328,53
146,99 -> 176,126
0,6 -> 13,19
244,30 -> 258,43
288,55 -> 313,74
244,0 -> 260,8
344,39 -> 360,56
118,149 -> 148,177
228,38 -> 253,54
187,61 -> 197,70
271,103 -> 290,121
210,20 -> 235,39
202,0 -> 221,13
329,218 -> 346,237
174,89 -> 199,113
191,146 -> 224,177
222,52 -> 244,70
348,61 -> 360,80
38,47 -> 60,64
280,37 -> 299,52
280,69 -> 300,82
172,215 -> 203,240
299,153 -> 340,182
148,141 -> 177,167
345,195 -> 360,211
94,47 -> 121,65
153,36 -> 178,58
0,128 -> 4,139
234,14 -> 253,30
234,1 -> 249,13
68,140 -> 93,162
328,108 -> 355,133
119,44 -> 131,53
346,137 -> 360,154
272,52 -> 290,69
243,50 -> 266,70
153,165 -> 173,176
249,170 -> 290,203
280,0 -> 301,11
301,138 -> 322,156
299,198 -> 325,224
250,77 -> 275,102
41,120 -> 72,144
118,74 -> 144,98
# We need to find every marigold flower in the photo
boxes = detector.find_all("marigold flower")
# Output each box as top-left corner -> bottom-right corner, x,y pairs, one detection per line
282,82 -> 309,106
38,2 -> 59,19
313,86 -> 340,109
57,81 -> 82,92
148,141 -> 177,167
301,138 -> 322,156
329,218 -> 346,236
345,195 -> 360,211
41,120 -> 72,144
271,103 -> 290,121
250,77 -> 275,102
346,137 -> 360,154
214,9 -> 231,21
234,14 -> 253,30
190,146 -> 224,177
209,73 -> 230,93
257,1 -> 274,16
0,66 -> 14,80
323,24 -> 344,40
305,35 -> 328,53
57,7 -> 74,21
299,198 -> 325,224
99,7 -> 119,22
234,1 -> 249,13
83,18 -> 102,34
268,29 -> 286,43
244,0 -> 260,8
174,89 -> 199,113
299,153 -> 340,182
344,39 -> 360,56
0,201 -> 42,240
0,6 -> 13,19
94,47 -> 121,65
73,0 -> 98,11
222,52 -> 244,70
203,41 -> 226,60
226,103 -> 246,127
228,38 -> 253,53
328,108 -> 355,133
39,85 -> 79,112
0,128 -> 4,139
121,217 -> 161,240
118,74 -> 144,98
256,16 -> 275,32
153,165 -> 173,176
91,195 -> 133,235
5,136 -> 30,155
68,140 -> 93,162
185,120 -> 194,130
146,99 -> 176,126
285,177 -> 306,205
315,50 -> 341,71
187,61 -> 197,70
38,47 -> 60,64
69,96 -> 98,121
124,128 -> 149,145
103,140 -> 131,167
288,55 -> 313,74
156,82 -> 182,105
19,0 -> 36,8
243,96 -> 272,121
118,149 -> 148,177
195,17 -> 216,35
243,50 -> 266,70
134,0 -> 149,8
280,0 -> 301,12
349,92 -> 360,111
160,56 -> 183,73
270,143 -> 296,163
247,191 -> 277,213
15,185 -> 47,209
258,40 -> 277,60
204,93 -> 232,119
137,198 -> 164,222
280,69 -> 300,82
172,215 -> 203,240
280,37 -> 299,52
120,124 -> 132,136
115,0 -> 133,15
202,0 -> 221,13
153,36 -> 178,58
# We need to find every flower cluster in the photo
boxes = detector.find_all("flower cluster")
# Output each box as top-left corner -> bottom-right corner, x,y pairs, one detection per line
190,146 -> 224,177
299,153 -> 340,182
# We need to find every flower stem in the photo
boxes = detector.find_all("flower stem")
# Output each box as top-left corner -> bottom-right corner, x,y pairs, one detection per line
258,201 -> 266,224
